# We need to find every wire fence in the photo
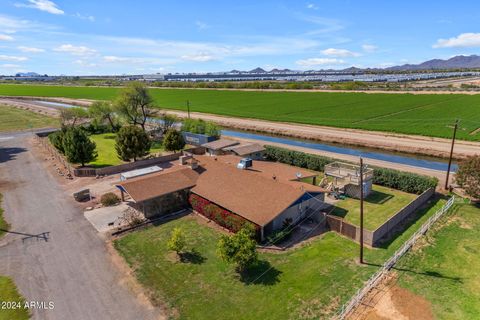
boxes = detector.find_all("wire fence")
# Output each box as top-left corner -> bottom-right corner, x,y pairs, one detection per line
336,195 -> 456,320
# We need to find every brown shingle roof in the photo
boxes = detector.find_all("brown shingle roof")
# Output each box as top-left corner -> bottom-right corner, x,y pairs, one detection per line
201,138 -> 239,151
191,156 -> 325,226
116,167 -> 198,202
116,155 -> 325,227
226,143 -> 265,156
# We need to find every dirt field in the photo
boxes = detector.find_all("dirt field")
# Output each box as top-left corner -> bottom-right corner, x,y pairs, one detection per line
349,274 -> 434,320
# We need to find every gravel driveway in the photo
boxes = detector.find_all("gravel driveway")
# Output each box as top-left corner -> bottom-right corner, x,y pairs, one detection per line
0,133 -> 162,320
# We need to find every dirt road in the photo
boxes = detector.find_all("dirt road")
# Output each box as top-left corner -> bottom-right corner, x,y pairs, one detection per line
165,110 -> 480,159
0,133 -> 163,320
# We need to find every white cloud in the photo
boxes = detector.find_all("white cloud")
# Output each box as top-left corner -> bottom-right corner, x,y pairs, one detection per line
306,3 -> 319,10
195,21 -> 209,30
433,33 -> 480,48
102,55 -> 174,65
54,44 -> 97,56
18,46 -> 45,53
296,57 -> 345,67
362,44 -> 377,53
75,13 -> 95,22
181,52 -> 215,62
0,64 -> 21,68
74,59 -> 97,67
0,34 -> 14,41
321,48 -> 360,57
0,55 -> 28,61
15,0 -> 64,15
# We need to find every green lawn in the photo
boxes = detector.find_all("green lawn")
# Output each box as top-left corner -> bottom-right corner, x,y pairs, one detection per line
330,185 -> 417,230
396,203 -> 480,319
0,105 -> 57,132
0,84 -> 480,141
0,194 -> 8,238
114,197 -> 446,320
0,276 -> 29,320
88,133 -> 164,167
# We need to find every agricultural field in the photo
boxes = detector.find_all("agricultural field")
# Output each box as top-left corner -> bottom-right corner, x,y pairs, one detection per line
88,133 -> 164,167
395,203 -> 480,319
0,105 -> 58,132
331,185 -> 418,231
1,84 -> 480,140
114,198 -> 446,320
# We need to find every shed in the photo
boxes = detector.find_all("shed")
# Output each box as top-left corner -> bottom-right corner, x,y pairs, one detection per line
201,138 -> 239,156
224,143 -> 266,160
120,166 -> 163,181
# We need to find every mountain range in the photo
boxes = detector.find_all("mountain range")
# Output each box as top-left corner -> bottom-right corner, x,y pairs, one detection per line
231,55 -> 480,73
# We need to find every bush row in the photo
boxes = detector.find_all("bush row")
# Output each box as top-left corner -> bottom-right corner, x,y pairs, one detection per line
189,194 -> 257,233
264,145 -> 438,194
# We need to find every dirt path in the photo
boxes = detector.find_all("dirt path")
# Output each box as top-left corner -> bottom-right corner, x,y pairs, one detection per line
164,110 -> 480,159
0,134 -> 164,320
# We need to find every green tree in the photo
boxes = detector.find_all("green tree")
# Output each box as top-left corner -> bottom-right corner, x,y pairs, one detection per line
88,101 -> 118,131
155,113 -> 178,134
114,82 -> 157,131
60,107 -> 89,127
167,227 -> 186,255
456,155 -> 480,199
115,125 -> 151,161
62,128 -> 97,167
217,226 -> 258,273
48,129 -> 66,154
163,129 -> 185,153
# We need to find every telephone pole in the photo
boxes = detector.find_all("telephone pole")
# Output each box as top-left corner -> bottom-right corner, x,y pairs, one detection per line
359,157 -> 364,264
445,119 -> 459,190
186,100 -> 191,119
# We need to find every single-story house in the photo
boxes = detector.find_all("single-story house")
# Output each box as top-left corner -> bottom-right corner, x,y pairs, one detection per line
116,154 -> 327,240
201,138 -> 239,156
223,143 -> 266,160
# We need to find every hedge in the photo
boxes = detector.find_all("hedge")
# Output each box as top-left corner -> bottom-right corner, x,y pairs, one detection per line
264,145 -> 438,194
189,194 -> 258,234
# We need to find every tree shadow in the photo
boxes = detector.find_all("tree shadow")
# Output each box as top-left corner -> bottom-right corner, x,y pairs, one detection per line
365,190 -> 394,204
179,249 -> 206,264
330,207 -> 348,219
392,267 -> 463,283
0,147 -> 27,164
240,260 -> 282,286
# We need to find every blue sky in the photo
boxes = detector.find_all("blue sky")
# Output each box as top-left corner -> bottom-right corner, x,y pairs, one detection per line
0,0 -> 480,75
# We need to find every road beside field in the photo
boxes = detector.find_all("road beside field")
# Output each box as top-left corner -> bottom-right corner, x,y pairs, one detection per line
165,110 -> 480,159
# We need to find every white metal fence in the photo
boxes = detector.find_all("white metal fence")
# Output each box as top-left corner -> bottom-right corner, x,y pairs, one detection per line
336,195 -> 456,319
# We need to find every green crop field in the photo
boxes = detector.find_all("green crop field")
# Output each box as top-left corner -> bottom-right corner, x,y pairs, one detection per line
1,84 -> 480,141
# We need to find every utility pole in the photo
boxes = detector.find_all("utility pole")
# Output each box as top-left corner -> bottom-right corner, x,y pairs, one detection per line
186,100 -> 191,119
445,119 -> 459,190
359,157 -> 364,264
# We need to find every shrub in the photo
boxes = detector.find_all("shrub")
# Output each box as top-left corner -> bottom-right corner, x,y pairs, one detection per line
119,207 -> 144,227
167,227 -> 186,255
101,192 -> 120,206
181,118 -> 221,138
216,226 -> 258,273
163,129 -> 186,152
189,194 -> 257,234
48,129 -> 66,154
265,145 -> 438,194
455,155 -> 480,199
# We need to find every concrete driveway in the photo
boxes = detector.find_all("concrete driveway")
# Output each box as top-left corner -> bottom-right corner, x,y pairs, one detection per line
0,134 -> 162,320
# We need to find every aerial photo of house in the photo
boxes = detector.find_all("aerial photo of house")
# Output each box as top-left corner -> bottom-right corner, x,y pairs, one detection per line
1,1 -> 480,320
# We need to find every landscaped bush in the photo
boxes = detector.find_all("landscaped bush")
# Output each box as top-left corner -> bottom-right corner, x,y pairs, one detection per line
265,145 -> 438,194
48,129 -> 66,154
189,194 -> 257,234
101,192 -> 120,206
